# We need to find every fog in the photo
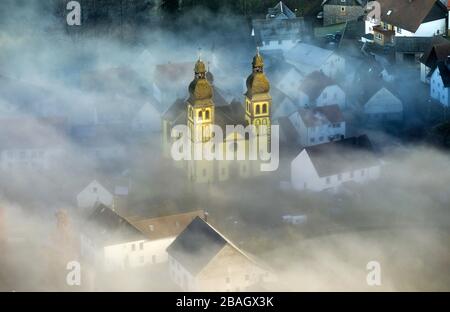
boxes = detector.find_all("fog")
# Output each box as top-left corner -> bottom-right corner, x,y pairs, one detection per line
0,1 -> 449,292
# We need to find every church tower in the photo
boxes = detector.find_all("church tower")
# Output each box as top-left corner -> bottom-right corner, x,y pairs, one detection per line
245,50 -> 272,146
187,58 -> 215,143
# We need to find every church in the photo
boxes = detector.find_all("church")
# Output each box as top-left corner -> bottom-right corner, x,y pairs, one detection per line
162,51 -> 273,184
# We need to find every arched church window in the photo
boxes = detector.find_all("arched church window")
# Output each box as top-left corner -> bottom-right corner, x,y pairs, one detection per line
256,105 -> 260,114
262,104 -> 267,114
205,110 -> 210,120
198,111 -> 202,120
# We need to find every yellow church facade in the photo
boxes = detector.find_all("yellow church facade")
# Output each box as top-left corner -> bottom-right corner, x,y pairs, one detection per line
162,51 -> 272,184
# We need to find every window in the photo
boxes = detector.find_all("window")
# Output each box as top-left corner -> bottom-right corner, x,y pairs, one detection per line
202,169 -> 207,176
326,177 -> 331,184
152,255 -> 157,264
361,169 -> 365,177
198,111 -> 202,120
310,138 -> 315,143
139,242 -> 144,250
350,171 -> 354,179
397,27 -> 402,34
340,6 -> 346,13
140,256 -> 145,263
149,225 -> 154,231
221,167 -> 226,176
245,274 -> 250,281
175,221 -> 180,228
256,105 -> 260,114
131,244 -> 136,251
92,187 -> 98,193
262,103 -> 267,114
319,136 -> 324,142
205,110 -> 210,120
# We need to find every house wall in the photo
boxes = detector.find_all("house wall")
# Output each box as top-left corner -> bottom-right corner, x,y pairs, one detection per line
394,19 -> 446,37
322,55 -> 345,80
430,67 -> 450,107
291,150 -> 320,190
169,254 -> 197,291
76,180 -> 113,210
103,237 -> 175,271
421,63 -> 431,84
316,85 -> 346,109
323,4 -> 365,26
291,150 -> 381,192
197,245 -> 269,292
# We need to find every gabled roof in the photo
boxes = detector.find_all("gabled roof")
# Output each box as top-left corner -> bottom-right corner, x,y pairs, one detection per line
304,135 -> 380,177
167,217 -> 258,276
376,0 -> 447,33
420,37 -> 450,68
297,104 -> 344,128
86,203 -> 144,246
299,71 -> 337,100
267,1 -> 297,19
365,87 -> 403,113
395,36 -> 436,53
285,44 -> 336,74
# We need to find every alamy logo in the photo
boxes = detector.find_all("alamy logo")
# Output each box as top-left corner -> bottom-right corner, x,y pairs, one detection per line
66,261 -> 81,286
66,1 -> 82,26
365,1 -> 381,24
170,124 -> 279,172
366,261 -> 382,286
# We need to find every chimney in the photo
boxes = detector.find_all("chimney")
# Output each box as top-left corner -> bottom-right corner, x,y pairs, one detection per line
204,211 -> 209,223
55,209 -> 71,244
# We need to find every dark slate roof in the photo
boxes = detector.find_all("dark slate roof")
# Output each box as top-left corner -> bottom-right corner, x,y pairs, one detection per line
166,217 -> 228,275
305,135 -> 380,177
85,203 -> 144,246
376,0 -> 447,33
252,18 -> 304,44
299,71 -> 336,100
298,104 -> 344,128
394,36 -> 435,53
420,37 -> 450,68
436,61 -> 450,87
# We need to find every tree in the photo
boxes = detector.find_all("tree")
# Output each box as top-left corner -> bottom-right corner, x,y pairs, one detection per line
161,0 -> 179,14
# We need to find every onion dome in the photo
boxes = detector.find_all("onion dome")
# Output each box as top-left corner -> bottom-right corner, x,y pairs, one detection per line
246,50 -> 270,96
189,59 -> 213,101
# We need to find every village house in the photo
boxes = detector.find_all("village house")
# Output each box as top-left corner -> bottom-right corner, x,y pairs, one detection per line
0,117 -> 67,172
322,0 -> 366,26
167,216 -> 273,292
251,1 -> 305,53
365,0 -> 447,50
288,104 -> 346,147
430,58 -> 450,106
284,43 -> 346,79
298,71 -> 347,109
364,87 -> 403,122
76,179 -> 126,212
81,203 -> 204,272
420,37 -> 450,83
291,135 -> 381,192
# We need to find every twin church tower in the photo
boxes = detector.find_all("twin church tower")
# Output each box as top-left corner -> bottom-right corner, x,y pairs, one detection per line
162,51 -> 273,184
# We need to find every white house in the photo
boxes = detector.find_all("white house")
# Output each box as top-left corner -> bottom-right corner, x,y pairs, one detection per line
167,217 -> 273,292
298,71 -> 347,109
251,2 -> 305,53
82,203 -> 204,272
285,43 -> 346,79
365,0 -> 447,46
430,60 -> 450,106
76,180 -> 114,211
291,135 -> 382,192
288,104 -> 346,146
364,87 -> 403,122
420,37 -> 450,83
